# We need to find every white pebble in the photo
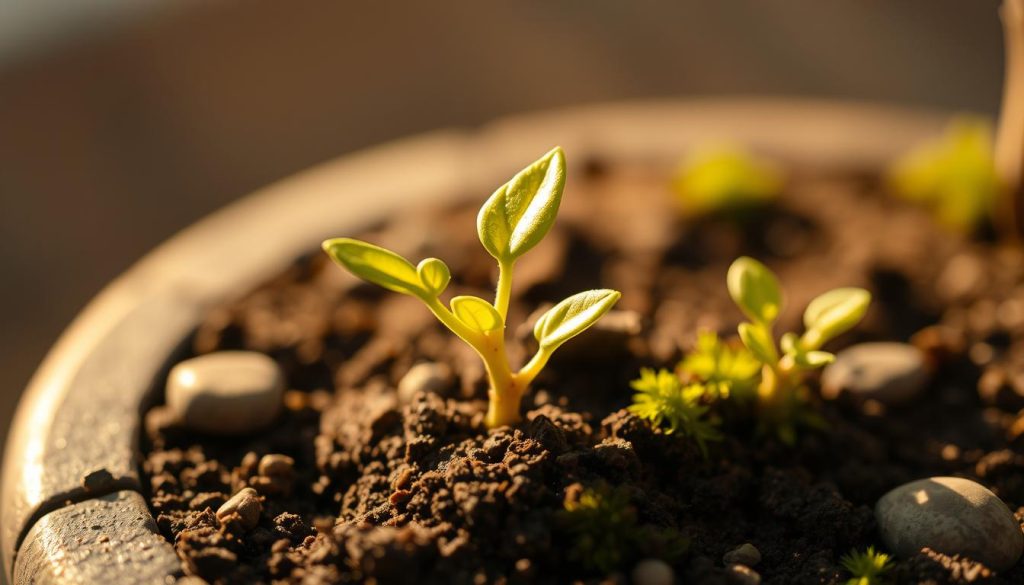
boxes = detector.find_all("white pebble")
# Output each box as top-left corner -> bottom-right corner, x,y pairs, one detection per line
167,351 -> 284,435
631,558 -> 674,585
398,362 -> 452,403
876,476 -> 1023,571
821,342 -> 929,405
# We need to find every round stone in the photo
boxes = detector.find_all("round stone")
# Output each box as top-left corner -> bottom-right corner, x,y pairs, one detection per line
216,487 -> 262,530
397,362 -> 453,403
167,351 -> 284,435
821,342 -> 929,405
723,543 -> 761,567
875,477 -> 1023,571
631,558 -> 674,585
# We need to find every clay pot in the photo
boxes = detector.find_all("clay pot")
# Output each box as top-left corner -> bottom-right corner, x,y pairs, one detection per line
0,99 -> 945,583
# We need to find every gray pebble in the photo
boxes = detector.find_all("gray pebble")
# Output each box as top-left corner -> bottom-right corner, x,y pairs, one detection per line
167,351 -> 284,435
723,543 -> 761,567
397,362 -> 453,403
875,476 -> 1023,571
725,564 -> 761,585
630,558 -> 674,585
821,342 -> 929,405
216,487 -> 262,530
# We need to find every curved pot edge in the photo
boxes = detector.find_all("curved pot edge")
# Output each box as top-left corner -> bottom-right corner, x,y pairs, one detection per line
1,98 -> 953,582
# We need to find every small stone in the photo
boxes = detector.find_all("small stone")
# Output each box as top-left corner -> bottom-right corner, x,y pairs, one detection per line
875,477 -> 1023,571
258,454 -> 295,478
82,468 -> 114,493
723,543 -> 761,567
726,564 -> 761,585
821,342 -> 929,405
216,487 -> 262,530
397,362 -> 453,403
631,558 -> 674,585
167,351 -> 284,435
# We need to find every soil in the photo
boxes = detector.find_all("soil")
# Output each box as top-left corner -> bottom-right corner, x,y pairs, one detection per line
142,157 -> 1024,584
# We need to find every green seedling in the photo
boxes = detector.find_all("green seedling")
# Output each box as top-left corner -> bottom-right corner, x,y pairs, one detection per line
628,368 -> 722,456
889,118 -> 1002,233
679,330 -> 761,401
559,483 -> 687,574
840,546 -> 892,585
672,144 -> 782,217
323,148 -> 621,428
727,256 -> 870,443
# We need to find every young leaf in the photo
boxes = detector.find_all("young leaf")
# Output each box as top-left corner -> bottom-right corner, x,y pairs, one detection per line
478,147 -> 566,263
450,296 -> 503,333
802,288 -> 871,348
417,258 -> 451,296
727,256 -> 782,324
322,238 -> 427,298
738,322 -> 778,365
534,289 -> 621,351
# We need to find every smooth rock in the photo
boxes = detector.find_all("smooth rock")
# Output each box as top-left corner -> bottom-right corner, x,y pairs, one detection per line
723,543 -> 761,567
875,477 -> 1023,571
821,342 -> 929,405
258,454 -> 294,478
216,487 -> 262,530
631,558 -> 674,585
167,351 -> 284,435
397,362 -> 453,403
725,564 -> 761,585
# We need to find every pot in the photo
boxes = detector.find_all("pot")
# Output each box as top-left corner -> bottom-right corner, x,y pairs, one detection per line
0,99 -> 948,583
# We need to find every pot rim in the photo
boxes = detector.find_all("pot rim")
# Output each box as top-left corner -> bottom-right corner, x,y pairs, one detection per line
0,97 -> 952,582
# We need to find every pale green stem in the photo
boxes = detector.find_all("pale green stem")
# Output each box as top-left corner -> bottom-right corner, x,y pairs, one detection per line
494,259 -> 515,322
517,346 -> 554,387
425,295 -> 525,427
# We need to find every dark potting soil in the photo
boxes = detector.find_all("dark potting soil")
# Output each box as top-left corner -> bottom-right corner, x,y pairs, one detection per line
142,159 -> 1024,584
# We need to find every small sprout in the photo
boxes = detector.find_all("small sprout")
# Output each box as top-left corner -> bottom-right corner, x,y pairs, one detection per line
727,256 -> 871,443
323,148 -> 621,428
679,330 -> 760,401
628,368 -> 721,456
672,144 -> 782,217
889,118 -> 1002,232
559,484 -> 687,574
840,546 -> 892,585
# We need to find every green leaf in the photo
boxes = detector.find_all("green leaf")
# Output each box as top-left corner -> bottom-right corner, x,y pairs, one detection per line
738,322 -> 777,365
799,351 -> 835,368
450,296 -> 503,333
478,147 -> 566,263
416,258 -> 451,296
322,238 -> 427,298
727,256 -> 782,324
534,289 -> 621,351
802,288 -> 871,348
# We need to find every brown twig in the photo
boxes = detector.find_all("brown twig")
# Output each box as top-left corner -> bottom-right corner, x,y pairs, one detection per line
996,0 -> 1024,238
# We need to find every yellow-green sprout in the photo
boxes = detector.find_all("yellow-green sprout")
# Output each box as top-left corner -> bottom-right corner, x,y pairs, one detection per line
889,118 -> 1002,232
628,368 -> 721,456
323,148 -> 621,428
840,547 -> 893,585
727,257 -> 871,444
679,330 -> 761,401
672,144 -> 783,217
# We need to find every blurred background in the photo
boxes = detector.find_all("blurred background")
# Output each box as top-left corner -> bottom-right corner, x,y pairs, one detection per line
0,0 -> 1007,455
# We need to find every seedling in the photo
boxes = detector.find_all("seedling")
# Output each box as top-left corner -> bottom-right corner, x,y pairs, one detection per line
727,256 -> 870,443
672,144 -> 782,217
840,547 -> 892,585
323,148 -> 621,428
889,118 -> 1001,233
559,483 -> 687,574
679,330 -> 760,401
629,332 -> 759,454
628,368 -> 722,456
